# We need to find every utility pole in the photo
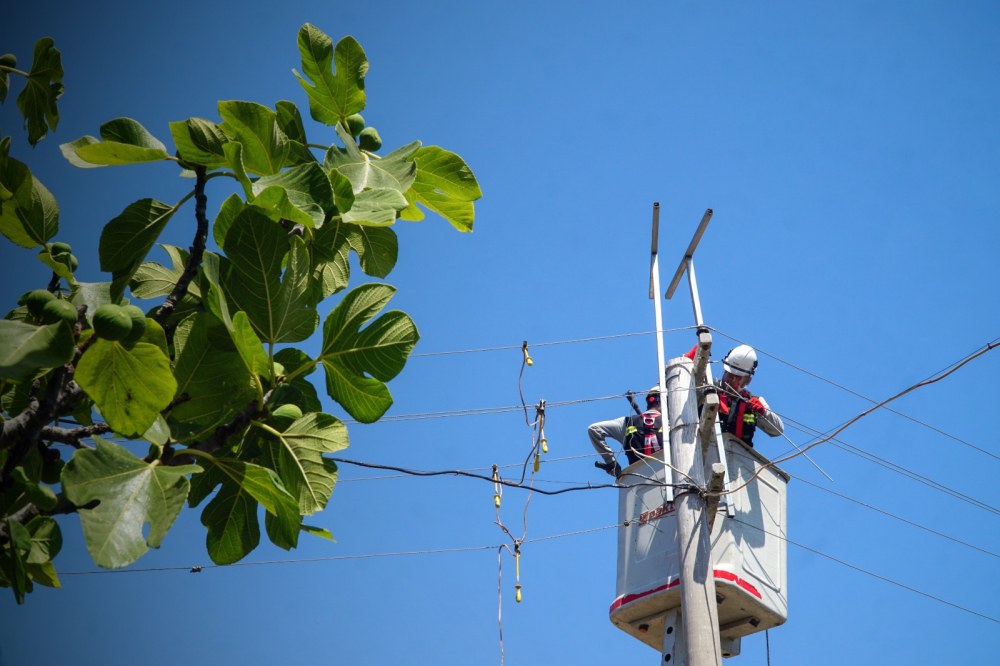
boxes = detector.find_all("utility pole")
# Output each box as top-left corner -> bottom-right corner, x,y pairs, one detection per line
665,355 -> 722,666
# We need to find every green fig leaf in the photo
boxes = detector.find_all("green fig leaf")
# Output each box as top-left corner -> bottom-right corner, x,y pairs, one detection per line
0,320 -> 74,380
251,162 -> 333,229
0,155 -> 58,249
61,118 -> 169,168
15,38 -> 64,146
408,146 -> 482,232
293,25 -> 368,126
222,208 -> 319,343
218,101 -> 289,176
169,117 -> 229,170
318,283 -> 418,423
61,437 -> 201,569
99,199 -> 177,303
324,125 -> 418,194
256,413 -> 347,515
75,339 -> 177,437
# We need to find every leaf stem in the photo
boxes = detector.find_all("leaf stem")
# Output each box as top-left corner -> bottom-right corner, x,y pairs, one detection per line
282,358 -> 320,385
206,171 -> 239,181
172,448 -> 216,463
268,342 -> 275,387
306,143 -> 330,151
250,420 -> 283,438
0,65 -> 30,77
361,150 -> 381,160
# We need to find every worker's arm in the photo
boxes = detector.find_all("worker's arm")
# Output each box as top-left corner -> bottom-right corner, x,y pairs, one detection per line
752,396 -> 784,437
588,416 -> 628,465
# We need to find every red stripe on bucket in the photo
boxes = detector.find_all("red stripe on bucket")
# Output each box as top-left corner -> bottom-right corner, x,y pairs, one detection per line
609,570 -> 761,614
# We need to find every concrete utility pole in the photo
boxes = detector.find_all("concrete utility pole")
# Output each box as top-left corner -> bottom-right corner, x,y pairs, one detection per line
665,356 -> 722,666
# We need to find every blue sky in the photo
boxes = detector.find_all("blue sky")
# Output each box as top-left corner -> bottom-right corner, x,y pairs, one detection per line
3,2 -> 1000,664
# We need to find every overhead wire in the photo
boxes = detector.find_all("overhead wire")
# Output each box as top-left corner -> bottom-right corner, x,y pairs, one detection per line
60,522 -> 625,576
409,327 -> 698,357
735,519 -> 1000,625
715,338 -> 1000,497
711,328 -> 1000,463
791,473 -> 1000,560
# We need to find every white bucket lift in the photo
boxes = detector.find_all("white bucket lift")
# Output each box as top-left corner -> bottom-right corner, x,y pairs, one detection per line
613,204 -> 789,661
610,436 -> 789,657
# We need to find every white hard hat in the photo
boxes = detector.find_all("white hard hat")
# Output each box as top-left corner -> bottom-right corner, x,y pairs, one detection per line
646,386 -> 662,405
723,345 -> 758,377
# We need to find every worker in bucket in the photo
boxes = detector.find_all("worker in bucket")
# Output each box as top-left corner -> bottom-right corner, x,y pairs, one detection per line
588,386 -> 664,478
692,344 -> 784,448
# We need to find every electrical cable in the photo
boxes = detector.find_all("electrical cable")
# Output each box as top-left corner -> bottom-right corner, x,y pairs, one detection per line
711,328 -> 1000,463
715,339 -> 1000,497
409,327 -> 697,357
778,416 -> 1000,518
60,522 -> 625,576
791,473 -> 1000,560
734,519 -> 1000,625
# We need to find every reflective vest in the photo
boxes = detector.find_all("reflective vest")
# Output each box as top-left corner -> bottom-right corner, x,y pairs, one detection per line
718,388 -> 757,447
623,410 -> 663,466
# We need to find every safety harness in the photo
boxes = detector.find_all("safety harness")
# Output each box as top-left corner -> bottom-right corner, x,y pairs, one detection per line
718,387 -> 757,447
622,410 -> 664,465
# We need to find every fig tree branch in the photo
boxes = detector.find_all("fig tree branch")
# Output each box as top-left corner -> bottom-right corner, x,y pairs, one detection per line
39,423 -> 109,448
155,166 -> 208,330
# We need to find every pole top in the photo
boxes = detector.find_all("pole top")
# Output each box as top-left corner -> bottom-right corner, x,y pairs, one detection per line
665,208 -> 713,300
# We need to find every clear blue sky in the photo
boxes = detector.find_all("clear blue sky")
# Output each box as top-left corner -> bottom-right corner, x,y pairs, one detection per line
4,2 -> 1000,664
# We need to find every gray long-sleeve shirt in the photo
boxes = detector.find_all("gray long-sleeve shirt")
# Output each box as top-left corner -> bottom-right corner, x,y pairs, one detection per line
588,387 -> 783,465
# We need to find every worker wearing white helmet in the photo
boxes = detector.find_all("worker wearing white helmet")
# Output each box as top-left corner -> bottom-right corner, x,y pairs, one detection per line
588,386 -> 664,478
714,344 -> 784,447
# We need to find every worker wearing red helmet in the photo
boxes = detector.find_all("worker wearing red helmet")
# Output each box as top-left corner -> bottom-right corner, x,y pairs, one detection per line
588,386 -> 664,478
690,344 -> 784,448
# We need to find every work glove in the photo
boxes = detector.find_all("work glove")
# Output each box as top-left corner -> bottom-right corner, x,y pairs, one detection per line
747,396 -> 767,416
595,460 -> 622,479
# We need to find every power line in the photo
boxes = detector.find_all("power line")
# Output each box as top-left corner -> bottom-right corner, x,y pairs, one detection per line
734,519 -> 1000,626
60,522 -> 624,576
711,327 -> 1000,463
409,327 -> 697,357
778,415 -> 1000,518
790,474 -> 1000,560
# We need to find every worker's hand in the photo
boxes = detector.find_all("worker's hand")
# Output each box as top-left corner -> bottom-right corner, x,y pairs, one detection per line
747,396 -> 767,416
595,460 -> 623,478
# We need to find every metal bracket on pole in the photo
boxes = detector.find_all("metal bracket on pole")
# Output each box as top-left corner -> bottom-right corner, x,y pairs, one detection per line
650,202 -> 673,502
665,209 -> 735,517
699,391 -> 720,463
705,463 -> 726,533
662,609 -> 687,666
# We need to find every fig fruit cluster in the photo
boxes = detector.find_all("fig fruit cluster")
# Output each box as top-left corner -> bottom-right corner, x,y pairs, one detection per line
92,303 -> 147,344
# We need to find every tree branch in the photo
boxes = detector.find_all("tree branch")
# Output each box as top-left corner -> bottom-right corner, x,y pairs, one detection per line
173,389 -> 274,463
0,495 -> 98,545
155,165 -> 208,329
39,423 -> 109,448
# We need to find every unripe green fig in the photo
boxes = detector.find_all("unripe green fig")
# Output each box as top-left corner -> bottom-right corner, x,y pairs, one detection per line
120,305 -> 148,345
50,242 -> 72,256
271,403 -> 303,431
53,253 -> 79,272
25,290 -> 56,318
41,299 -> 79,327
92,304 -> 133,341
358,127 -> 381,151
346,113 -> 365,137
273,361 -> 286,378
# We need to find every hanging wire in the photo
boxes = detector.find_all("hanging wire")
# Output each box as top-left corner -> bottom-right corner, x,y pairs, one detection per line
714,338 -> 1000,497
409,327 -> 698,357
711,327 -> 1000,462
734,519 -> 1000,625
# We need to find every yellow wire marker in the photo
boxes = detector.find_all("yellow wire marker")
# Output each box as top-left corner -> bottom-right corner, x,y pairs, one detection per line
540,436 -> 548,454
492,465 -> 501,508
515,547 -> 522,603
522,340 -> 533,367
533,451 -> 540,473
